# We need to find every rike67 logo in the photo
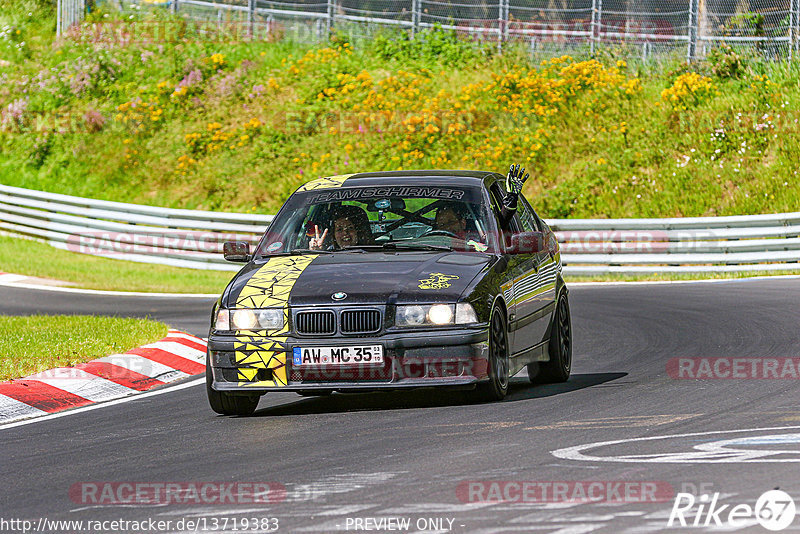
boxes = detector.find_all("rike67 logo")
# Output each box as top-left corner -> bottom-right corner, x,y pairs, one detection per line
668,490 -> 796,531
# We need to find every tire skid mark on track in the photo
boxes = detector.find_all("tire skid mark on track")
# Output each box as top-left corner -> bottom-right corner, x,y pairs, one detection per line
0,329 -> 207,425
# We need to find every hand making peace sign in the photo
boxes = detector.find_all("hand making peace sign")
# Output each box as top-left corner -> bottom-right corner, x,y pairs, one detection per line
308,224 -> 329,250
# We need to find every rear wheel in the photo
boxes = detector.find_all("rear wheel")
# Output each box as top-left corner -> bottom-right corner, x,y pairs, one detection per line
474,305 -> 510,401
530,291 -> 572,384
206,352 -> 260,416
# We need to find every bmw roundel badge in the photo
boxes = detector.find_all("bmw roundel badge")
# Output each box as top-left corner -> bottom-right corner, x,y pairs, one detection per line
332,292 -> 347,301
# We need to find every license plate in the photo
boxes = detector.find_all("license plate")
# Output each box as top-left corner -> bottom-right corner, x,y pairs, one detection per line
292,345 -> 384,367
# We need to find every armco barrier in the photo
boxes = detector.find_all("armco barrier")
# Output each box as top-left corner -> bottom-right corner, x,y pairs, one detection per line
549,214 -> 800,275
0,184 -> 270,271
1,184 -> 799,275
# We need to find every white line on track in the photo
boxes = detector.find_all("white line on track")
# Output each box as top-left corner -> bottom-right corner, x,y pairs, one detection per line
551,425 -> 800,464
567,274 -> 800,287
0,378 -> 204,431
0,279 -> 217,298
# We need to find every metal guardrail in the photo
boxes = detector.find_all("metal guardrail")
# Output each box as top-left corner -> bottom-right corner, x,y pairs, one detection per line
549,213 -> 800,274
1,184 -> 799,275
0,184 -> 270,272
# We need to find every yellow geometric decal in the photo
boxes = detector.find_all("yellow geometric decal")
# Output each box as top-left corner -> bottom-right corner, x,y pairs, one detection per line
232,346 -> 289,387
296,174 -> 354,192
233,255 -> 318,387
418,272 -> 460,290
236,255 -> 316,320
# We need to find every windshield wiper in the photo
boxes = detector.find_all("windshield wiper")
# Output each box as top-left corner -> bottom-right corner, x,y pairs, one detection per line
289,248 -> 332,255
381,242 -> 452,252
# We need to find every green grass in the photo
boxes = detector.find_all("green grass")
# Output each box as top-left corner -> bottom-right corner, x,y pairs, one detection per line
1,2 -> 799,288
0,315 -> 168,381
0,235 -> 233,293
1,2 -> 798,219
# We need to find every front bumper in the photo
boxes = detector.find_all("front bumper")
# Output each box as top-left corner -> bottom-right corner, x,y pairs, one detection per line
207,326 -> 489,393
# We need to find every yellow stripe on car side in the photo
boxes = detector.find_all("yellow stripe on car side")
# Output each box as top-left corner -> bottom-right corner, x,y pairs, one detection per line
233,255 -> 317,387
296,174 -> 354,191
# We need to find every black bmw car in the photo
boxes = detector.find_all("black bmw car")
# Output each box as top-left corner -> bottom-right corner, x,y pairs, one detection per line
206,170 -> 571,415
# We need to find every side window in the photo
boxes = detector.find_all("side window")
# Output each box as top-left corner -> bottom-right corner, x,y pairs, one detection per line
518,195 -> 540,232
488,181 -> 521,233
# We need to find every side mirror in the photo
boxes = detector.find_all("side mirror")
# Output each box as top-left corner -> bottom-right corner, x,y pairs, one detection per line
223,241 -> 251,262
507,231 -> 544,255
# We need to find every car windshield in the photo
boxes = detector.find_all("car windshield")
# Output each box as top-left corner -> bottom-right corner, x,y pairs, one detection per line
255,184 -> 499,257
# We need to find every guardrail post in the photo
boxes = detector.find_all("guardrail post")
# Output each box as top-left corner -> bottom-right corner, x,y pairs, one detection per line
687,0 -> 698,62
248,0 -> 255,39
791,0 -> 800,59
327,0 -> 335,37
590,0 -> 602,54
57,0 -> 62,37
497,0 -> 507,53
315,18 -> 324,42
411,0 -> 420,38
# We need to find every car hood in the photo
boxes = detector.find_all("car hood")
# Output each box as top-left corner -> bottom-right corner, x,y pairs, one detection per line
225,251 -> 491,307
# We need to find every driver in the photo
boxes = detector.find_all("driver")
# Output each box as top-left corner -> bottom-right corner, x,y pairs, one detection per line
434,203 -> 468,236
309,205 -> 374,250
433,202 -> 488,252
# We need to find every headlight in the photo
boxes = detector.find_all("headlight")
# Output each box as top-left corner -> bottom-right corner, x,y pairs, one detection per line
395,303 -> 478,327
397,305 -> 426,326
215,308 -> 230,331
428,304 -> 453,325
214,308 -> 284,331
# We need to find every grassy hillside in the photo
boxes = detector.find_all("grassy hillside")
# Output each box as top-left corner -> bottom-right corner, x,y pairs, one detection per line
0,314 -> 168,380
1,0 -> 799,219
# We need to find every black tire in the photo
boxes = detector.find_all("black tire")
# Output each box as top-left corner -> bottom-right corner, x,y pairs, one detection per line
530,291 -> 572,384
474,305 -> 510,401
206,353 -> 260,416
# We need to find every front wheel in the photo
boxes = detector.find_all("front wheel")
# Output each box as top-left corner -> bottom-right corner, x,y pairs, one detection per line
206,353 -> 260,416
474,305 -> 510,401
530,291 -> 572,384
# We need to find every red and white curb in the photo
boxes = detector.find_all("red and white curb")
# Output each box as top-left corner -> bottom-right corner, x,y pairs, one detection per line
0,330 -> 207,425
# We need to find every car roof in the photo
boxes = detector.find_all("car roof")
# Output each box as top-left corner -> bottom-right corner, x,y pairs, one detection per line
306,170 -> 501,190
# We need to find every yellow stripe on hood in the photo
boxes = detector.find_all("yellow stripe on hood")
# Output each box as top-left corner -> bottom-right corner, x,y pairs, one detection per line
296,173 -> 354,191
233,255 -> 317,387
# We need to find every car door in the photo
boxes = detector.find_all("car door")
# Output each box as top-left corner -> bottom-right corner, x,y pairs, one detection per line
505,192 -> 551,352
488,181 -> 541,356
515,194 -> 557,349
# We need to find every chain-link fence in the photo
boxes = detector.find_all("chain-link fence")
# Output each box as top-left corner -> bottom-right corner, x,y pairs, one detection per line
87,0 -> 800,59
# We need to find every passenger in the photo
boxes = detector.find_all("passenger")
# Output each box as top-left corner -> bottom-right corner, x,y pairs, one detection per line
433,202 -> 488,252
309,205 -> 374,250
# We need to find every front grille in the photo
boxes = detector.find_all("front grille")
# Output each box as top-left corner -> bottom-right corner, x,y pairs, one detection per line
295,310 -> 336,335
340,309 -> 381,334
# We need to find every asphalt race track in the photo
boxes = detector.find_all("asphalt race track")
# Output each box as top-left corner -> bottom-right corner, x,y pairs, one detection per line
2,278 -> 800,533
0,285 -> 216,337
